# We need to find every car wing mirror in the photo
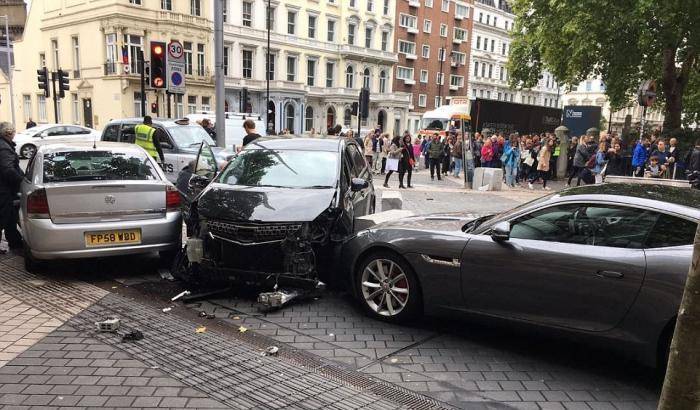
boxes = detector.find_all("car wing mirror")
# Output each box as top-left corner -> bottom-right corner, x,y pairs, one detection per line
160,142 -> 173,150
491,221 -> 511,242
351,177 -> 369,192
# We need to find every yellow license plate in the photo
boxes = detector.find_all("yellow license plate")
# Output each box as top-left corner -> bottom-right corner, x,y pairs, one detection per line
85,229 -> 142,247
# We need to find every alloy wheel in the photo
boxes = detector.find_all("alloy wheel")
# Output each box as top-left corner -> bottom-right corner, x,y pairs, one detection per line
361,258 -> 409,316
21,144 -> 36,159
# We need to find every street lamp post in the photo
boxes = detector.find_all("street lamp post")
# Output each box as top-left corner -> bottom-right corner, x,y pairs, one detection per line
266,0 -> 271,135
1,16 -> 16,127
214,0 -> 225,148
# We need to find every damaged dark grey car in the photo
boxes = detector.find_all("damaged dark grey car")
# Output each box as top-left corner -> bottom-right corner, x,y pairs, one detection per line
176,137 -> 376,296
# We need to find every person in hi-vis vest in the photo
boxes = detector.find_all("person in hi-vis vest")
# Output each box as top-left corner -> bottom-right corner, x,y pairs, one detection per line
134,116 -> 165,164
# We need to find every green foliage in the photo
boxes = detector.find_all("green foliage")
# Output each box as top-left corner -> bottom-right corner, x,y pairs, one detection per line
508,0 -> 699,129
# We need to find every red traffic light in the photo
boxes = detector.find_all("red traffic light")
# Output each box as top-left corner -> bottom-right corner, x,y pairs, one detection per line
154,45 -> 163,56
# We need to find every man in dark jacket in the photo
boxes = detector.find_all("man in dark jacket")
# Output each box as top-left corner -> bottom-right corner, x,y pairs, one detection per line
428,134 -> 444,180
689,139 -> 700,174
0,122 -> 25,251
567,135 -> 591,186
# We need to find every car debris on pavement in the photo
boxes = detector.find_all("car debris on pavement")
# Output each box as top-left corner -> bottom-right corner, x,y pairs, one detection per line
261,346 -> 279,356
195,325 -> 206,333
121,330 -> 144,342
171,290 -> 191,301
95,318 -> 120,332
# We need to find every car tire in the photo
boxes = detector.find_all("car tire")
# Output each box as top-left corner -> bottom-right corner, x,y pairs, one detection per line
23,243 -> 44,274
356,250 -> 422,323
20,144 -> 36,159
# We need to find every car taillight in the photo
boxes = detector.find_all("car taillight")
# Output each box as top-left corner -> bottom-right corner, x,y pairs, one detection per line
166,185 -> 181,211
27,189 -> 50,219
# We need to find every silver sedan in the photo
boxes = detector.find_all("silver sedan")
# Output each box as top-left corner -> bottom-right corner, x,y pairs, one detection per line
20,142 -> 182,271
343,184 -> 700,368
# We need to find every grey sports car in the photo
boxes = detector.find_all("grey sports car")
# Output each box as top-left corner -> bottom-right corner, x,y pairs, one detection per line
344,184 -> 699,367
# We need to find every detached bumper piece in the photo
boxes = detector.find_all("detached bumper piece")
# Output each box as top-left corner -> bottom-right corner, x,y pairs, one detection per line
257,280 -> 326,310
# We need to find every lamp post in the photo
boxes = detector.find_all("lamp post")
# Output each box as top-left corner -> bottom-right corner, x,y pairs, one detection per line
0,16 -> 15,127
266,0 -> 271,135
214,0 -> 225,148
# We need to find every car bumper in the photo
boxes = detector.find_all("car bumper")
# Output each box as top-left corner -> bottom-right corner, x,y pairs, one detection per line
23,212 -> 182,260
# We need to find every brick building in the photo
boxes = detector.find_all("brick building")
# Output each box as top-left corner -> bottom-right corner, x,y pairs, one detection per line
393,0 -> 474,134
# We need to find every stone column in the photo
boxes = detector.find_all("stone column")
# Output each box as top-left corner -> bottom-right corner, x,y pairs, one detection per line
555,125 -> 569,178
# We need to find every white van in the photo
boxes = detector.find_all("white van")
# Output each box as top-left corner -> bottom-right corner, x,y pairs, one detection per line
186,112 -> 265,151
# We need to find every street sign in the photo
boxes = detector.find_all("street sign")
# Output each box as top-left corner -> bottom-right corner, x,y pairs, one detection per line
167,62 -> 186,94
166,40 -> 185,94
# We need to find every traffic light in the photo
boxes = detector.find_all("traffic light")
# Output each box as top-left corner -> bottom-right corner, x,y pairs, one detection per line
360,88 -> 370,119
144,61 -> 151,85
351,102 -> 358,116
37,67 -> 50,98
241,88 -> 251,113
150,41 -> 167,88
151,102 -> 158,114
57,69 -> 70,99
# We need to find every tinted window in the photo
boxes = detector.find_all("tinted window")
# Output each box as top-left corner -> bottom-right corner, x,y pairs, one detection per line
46,126 -> 66,136
66,126 -> 89,135
646,214 -> 698,248
218,149 -> 338,188
346,144 -> 367,177
102,125 -> 120,142
120,124 -> 136,143
43,150 -> 159,182
510,204 -> 658,249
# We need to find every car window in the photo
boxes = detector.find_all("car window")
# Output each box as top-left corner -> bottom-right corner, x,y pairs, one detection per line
120,124 -> 136,143
346,144 -> 367,177
646,214 -> 698,248
46,127 -> 67,136
43,150 -> 159,182
102,125 -> 120,142
194,144 -> 217,179
510,204 -> 659,249
66,126 -> 89,135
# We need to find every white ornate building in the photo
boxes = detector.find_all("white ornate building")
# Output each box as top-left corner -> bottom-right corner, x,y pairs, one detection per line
468,0 -> 560,108
220,0 -> 410,135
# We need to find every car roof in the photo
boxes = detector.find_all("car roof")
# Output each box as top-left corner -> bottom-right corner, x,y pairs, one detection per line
37,141 -> 147,155
555,183 -> 700,218
106,118 -> 192,128
19,124 -> 87,132
244,136 -> 344,152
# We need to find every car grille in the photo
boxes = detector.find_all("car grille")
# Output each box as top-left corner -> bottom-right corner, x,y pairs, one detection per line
208,221 -> 302,244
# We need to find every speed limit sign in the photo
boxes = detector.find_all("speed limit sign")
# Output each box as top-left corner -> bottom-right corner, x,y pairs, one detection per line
168,41 -> 183,60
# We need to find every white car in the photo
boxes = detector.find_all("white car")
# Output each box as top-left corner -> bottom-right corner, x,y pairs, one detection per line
15,124 -> 101,159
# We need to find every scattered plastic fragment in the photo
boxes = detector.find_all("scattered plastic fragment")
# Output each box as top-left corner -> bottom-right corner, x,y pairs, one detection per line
162,307 -> 172,313
158,268 -> 175,281
95,318 -> 120,333
111,286 -> 118,289
199,311 -> 207,317
122,330 -> 144,342
232,316 -> 241,320
195,326 -> 207,334
389,358 -> 398,363
171,290 -> 191,301
261,346 -> 279,356
238,326 -> 248,333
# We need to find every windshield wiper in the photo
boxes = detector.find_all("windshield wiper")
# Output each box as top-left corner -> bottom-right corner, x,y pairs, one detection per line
304,185 -> 334,189
462,214 -> 494,233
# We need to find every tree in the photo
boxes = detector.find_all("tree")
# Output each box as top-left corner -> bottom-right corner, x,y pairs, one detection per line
658,224 -> 700,410
507,0 -> 699,133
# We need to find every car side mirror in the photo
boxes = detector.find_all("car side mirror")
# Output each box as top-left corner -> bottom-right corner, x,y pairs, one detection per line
190,173 -> 212,187
351,177 -> 369,192
160,142 -> 173,150
491,221 -> 511,242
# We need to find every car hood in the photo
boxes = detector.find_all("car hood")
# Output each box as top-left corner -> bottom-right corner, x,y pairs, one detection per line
374,212 -> 481,232
197,183 -> 337,222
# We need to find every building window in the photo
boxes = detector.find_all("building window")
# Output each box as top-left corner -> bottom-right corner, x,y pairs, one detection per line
267,7 -> 276,30
454,27 -> 467,41
23,95 -> 31,122
486,14 -> 490,25
438,47 -> 446,61
285,104 -> 295,133
476,36 -> 481,49
202,96 -> 210,111
396,66 -> 413,80
188,96 -> 197,114
420,70 -> 428,83
327,20 -> 335,42
502,43 -> 506,55
196,43 -> 205,76
134,92 -> 142,117
287,11 -> 296,35
344,108 -> 352,127
455,4 -> 468,18
585,80 -> 592,91
349,0 -> 356,7
307,59 -> 316,86
326,62 -> 334,87
56,101 -> 63,123
418,94 -> 427,107
493,16 -> 497,27
161,0 -> 172,10
399,14 -> 417,29
71,93 -> 79,123
422,45 -> 430,58
71,36 -> 80,78
175,94 -> 184,118
184,42 -> 193,75
434,96 -> 441,108
481,63 -> 486,77
362,68 -> 371,89
38,95 -> 47,122
51,39 -> 59,70
383,0 -> 389,15
367,0 -> 374,12
451,51 -> 466,65
488,64 -> 493,78
450,75 -> 463,88
423,19 -> 432,33
223,46 -> 229,76
345,66 -> 354,88
287,56 -> 297,81
242,2 -> 252,27
436,72 -> 444,85
441,0 -> 449,12
398,40 -> 416,56
39,52 -> 46,68
242,50 -> 253,79
486,90 -> 491,99
499,66 -> 504,81
308,15 -> 317,38
440,24 -> 447,37
223,0 -> 227,22
491,39 -> 495,52
130,0 -> 142,4
380,31 -> 388,51
365,28 -> 373,49
267,53 -> 276,80
190,0 -> 201,16
473,61 -> 479,77
305,106 -> 314,132
479,12 -> 483,22
425,0 -> 433,7
348,23 -> 356,45
379,70 -> 387,93
498,92 -> 502,101
124,34 -> 142,74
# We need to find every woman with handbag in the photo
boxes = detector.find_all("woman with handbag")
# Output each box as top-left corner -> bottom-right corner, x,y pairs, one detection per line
383,136 -> 402,188
399,134 -> 415,188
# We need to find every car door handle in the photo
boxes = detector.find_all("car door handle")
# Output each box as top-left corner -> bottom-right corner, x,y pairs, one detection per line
595,270 -> 624,279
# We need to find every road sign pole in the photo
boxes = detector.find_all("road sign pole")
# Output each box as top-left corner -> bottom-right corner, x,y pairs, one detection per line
214,0 -> 226,147
138,49 -> 145,117
166,91 -> 171,119
51,71 -> 58,123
